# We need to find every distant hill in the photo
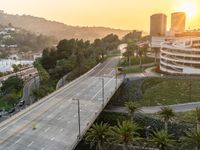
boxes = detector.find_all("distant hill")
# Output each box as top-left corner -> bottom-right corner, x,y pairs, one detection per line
0,11 -> 130,41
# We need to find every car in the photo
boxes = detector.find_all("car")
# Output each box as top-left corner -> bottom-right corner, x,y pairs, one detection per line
19,100 -> 25,107
8,108 -> 15,114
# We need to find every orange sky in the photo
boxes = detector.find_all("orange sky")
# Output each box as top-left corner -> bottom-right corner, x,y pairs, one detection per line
0,0 -> 199,31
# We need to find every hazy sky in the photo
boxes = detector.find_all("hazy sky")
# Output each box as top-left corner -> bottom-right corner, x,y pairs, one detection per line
0,0 -> 199,31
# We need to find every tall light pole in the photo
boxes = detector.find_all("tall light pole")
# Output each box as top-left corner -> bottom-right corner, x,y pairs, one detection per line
73,98 -> 81,140
102,77 -> 105,107
189,74 -> 192,102
115,68 -> 118,89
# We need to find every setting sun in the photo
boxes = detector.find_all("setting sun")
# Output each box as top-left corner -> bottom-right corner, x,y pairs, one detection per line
180,2 -> 196,18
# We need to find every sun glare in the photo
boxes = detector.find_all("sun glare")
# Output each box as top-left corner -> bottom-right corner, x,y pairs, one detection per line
180,2 -> 196,18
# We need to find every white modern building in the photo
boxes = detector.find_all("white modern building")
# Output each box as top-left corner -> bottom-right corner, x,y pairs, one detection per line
160,37 -> 200,74
0,59 -> 33,72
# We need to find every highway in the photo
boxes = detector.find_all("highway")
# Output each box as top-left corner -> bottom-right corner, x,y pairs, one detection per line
0,57 -> 123,150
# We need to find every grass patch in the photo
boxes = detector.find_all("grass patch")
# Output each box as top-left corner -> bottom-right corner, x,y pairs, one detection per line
139,78 -> 200,106
122,66 -> 145,74
119,56 -> 154,67
111,77 -> 200,107
175,111 -> 196,124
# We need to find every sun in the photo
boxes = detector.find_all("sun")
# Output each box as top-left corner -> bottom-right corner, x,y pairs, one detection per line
180,2 -> 196,18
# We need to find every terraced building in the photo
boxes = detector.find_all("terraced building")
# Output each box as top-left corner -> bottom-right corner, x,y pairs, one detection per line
160,37 -> 200,74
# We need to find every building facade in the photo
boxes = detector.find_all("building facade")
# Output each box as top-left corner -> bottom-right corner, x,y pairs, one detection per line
171,12 -> 186,33
150,13 -> 167,36
160,37 -> 200,74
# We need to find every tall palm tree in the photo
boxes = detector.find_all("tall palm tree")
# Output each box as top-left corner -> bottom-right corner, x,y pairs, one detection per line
124,45 -> 134,66
196,107 -> 200,130
150,130 -> 175,150
157,106 -> 175,132
125,101 -> 141,120
109,120 -> 140,150
181,130 -> 200,150
85,122 -> 110,150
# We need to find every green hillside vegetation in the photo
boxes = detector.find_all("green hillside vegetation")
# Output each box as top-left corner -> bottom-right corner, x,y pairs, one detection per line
0,76 -> 24,110
111,77 -> 200,106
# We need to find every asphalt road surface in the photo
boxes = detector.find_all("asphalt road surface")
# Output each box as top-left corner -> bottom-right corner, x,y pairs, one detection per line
0,57 -> 123,150
22,76 -> 40,105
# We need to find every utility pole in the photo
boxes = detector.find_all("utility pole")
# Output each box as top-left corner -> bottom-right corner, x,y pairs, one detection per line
73,98 -> 81,140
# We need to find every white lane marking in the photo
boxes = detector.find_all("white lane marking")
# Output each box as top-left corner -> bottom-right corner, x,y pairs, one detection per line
57,116 -> 62,120
74,115 -> 77,117
51,137 -> 55,141
47,115 -> 51,118
142,73 -> 145,77
45,127 -> 50,132
15,138 -> 22,144
41,148 -> 45,150
60,128 -> 64,132
91,77 -> 114,101
96,59 -> 113,75
27,141 -> 34,147
67,121 -> 71,124
109,69 -> 115,76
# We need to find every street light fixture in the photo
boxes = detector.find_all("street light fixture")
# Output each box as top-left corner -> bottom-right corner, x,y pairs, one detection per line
72,98 -> 81,140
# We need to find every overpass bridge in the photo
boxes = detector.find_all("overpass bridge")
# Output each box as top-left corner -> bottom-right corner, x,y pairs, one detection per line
0,57 -> 123,150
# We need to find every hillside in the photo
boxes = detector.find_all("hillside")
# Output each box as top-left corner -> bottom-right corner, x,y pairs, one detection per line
0,11 -> 130,41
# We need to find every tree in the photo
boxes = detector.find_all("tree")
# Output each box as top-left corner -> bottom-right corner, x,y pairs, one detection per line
123,41 -> 137,66
56,39 -> 75,59
137,43 -> 149,67
157,106 -> 175,132
101,34 -> 120,51
181,130 -> 200,150
1,76 -> 24,95
85,122 -> 111,150
125,101 -> 141,121
153,48 -> 160,63
41,47 -> 57,70
34,61 -> 50,82
196,107 -> 200,130
150,130 -> 175,150
109,120 -> 140,150
12,64 -> 19,73
122,30 -> 142,43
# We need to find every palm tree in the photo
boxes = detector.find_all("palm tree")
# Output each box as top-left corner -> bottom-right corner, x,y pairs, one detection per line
157,106 -> 175,132
138,46 -> 143,67
196,107 -> 200,130
109,120 -> 140,150
85,122 -> 110,150
153,48 -> 160,64
181,130 -> 200,150
124,45 -> 134,66
150,130 -> 175,150
125,101 -> 141,120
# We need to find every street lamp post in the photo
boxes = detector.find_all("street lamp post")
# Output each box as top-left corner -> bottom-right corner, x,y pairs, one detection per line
189,74 -> 192,102
115,68 -> 118,89
73,98 -> 81,140
102,77 -> 105,107
62,77 -> 65,87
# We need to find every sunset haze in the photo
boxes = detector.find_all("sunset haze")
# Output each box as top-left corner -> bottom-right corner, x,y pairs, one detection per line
0,0 -> 199,31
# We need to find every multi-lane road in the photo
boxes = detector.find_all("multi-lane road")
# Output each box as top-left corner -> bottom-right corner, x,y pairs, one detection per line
0,57 -> 123,150
0,67 -> 37,82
